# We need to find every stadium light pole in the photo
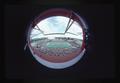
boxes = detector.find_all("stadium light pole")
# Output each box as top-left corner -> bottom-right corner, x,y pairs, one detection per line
32,20 -> 45,35
36,24 -> 44,35
64,11 -> 74,34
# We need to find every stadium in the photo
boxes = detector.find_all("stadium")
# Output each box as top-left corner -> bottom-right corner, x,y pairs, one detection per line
26,9 -> 87,69
30,37 -> 83,62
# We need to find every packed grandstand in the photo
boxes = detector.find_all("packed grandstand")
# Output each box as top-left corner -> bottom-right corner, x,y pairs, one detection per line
30,37 -> 82,56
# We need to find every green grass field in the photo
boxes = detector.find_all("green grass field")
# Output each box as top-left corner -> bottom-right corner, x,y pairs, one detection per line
46,41 -> 72,49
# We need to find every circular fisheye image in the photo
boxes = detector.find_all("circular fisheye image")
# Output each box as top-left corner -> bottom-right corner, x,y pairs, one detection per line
27,8 -> 88,69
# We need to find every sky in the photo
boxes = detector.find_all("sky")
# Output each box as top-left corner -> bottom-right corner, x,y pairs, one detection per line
30,16 -> 83,40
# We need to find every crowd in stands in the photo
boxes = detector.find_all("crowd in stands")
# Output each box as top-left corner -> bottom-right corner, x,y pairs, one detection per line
31,37 -> 82,56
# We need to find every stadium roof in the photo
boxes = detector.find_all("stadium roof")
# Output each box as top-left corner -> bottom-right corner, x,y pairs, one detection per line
30,16 -> 83,40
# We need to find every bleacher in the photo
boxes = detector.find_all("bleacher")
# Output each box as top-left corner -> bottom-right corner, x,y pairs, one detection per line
30,37 -> 82,56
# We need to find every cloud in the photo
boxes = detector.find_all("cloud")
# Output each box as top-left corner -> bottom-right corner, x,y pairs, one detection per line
31,16 -> 83,40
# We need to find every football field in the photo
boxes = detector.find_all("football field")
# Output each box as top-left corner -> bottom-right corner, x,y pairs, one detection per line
46,41 -> 72,49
